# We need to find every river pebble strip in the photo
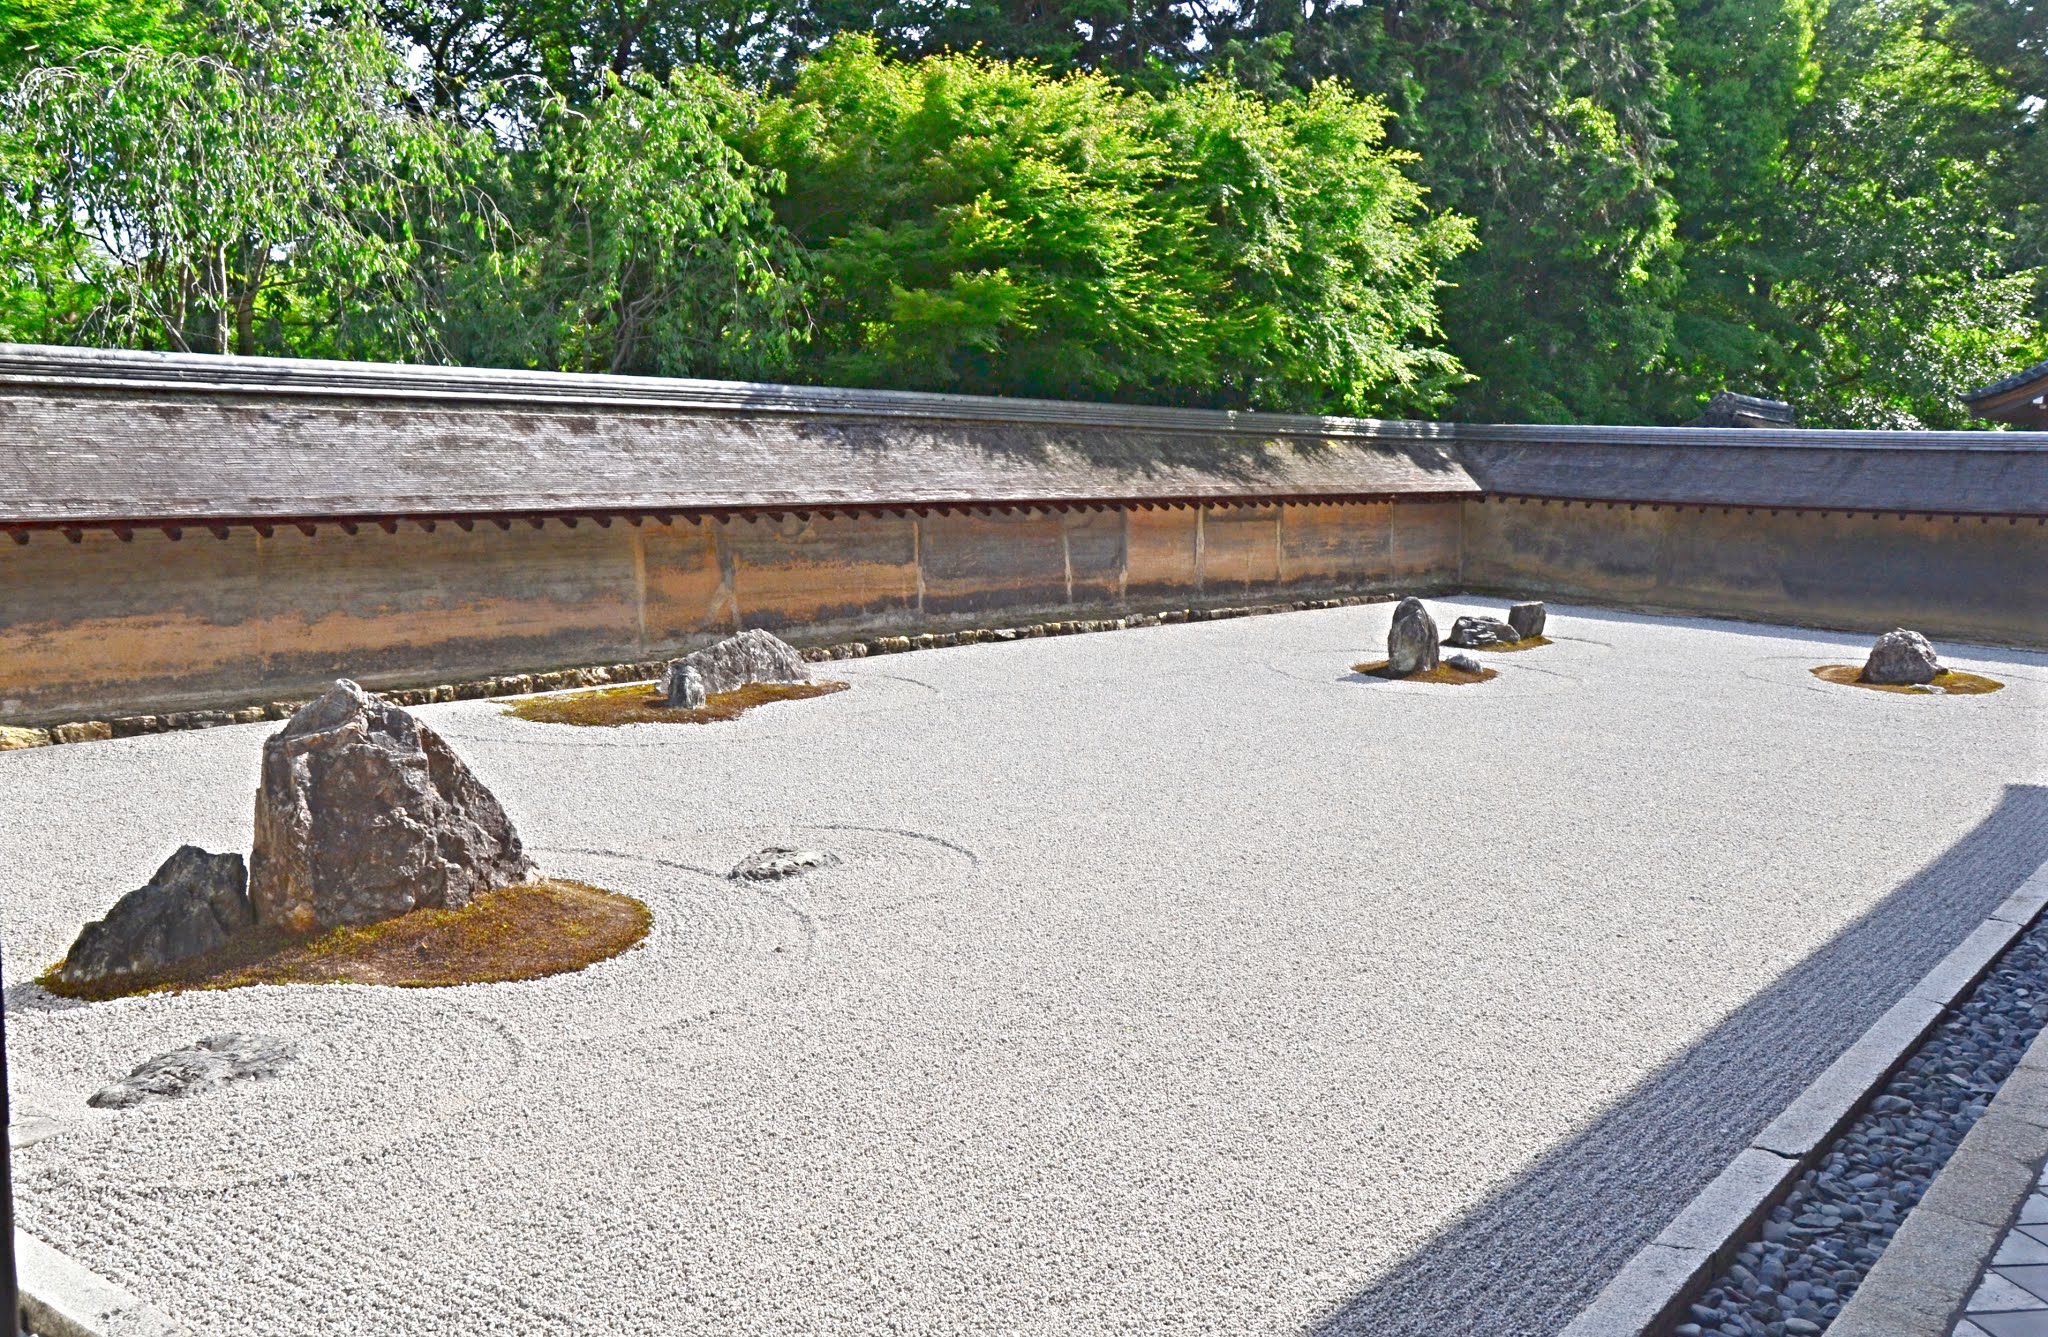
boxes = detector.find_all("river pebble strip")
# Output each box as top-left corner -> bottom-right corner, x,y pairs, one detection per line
1677,914 -> 2048,1337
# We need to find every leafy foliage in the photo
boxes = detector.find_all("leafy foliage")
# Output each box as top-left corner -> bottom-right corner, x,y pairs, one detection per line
750,38 -> 1472,411
0,1 -> 480,356
0,0 -> 2038,425
443,71 -> 807,380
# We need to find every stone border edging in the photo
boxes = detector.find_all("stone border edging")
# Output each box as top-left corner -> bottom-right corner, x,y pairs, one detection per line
1828,990 -> 2048,1334
14,1230 -> 189,1337
1562,858 -> 2048,1337
0,594 -> 1399,750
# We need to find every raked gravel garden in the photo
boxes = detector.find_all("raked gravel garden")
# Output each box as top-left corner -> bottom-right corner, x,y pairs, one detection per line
2,599 -> 2045,1337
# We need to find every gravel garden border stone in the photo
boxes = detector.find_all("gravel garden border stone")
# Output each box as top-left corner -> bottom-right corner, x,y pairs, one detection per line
1564,857 -> 2048,1337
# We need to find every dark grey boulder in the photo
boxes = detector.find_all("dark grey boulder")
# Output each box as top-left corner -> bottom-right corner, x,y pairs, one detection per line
1508,601 -> 1547,640
250,680 -> 536,933
669,665 -> 707,710
1444,652 -> 1483,673
1860,629 -> 1942,685
662,629 -> 809,706
1445,615 -> 1521,648
730,847 -> 840,881
1387,598 -> 1440,675
89,1033 -> 296,1109
57,847 -> 252,987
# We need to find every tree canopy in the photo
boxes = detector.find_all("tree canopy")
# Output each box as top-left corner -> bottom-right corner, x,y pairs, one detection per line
0,0 -> 2039,425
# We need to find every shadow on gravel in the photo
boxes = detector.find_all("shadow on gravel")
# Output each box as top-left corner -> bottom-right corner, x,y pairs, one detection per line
1302,782 -> 2048,1337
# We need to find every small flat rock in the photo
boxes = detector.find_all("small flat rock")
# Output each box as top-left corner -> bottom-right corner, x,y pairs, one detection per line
1444,652 -> 1483,673
89,1033 -> 297,1109
729,847 -> 840,881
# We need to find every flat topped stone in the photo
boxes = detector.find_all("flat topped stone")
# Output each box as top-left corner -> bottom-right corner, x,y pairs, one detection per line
1508,601 -> 1547,639
57,846 -> 252,987
663,629 -> 809,706
1861,628 -> 1942,685
1387,598 -> 1440,675
1446,615 -> 1520,648
250,679 -> 536,933
89,1033 -> 297,1109
730,847 -> 840,881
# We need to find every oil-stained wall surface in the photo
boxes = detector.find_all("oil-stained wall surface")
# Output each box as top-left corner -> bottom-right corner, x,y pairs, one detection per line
1461,499 -> 2048,647
0,500 -> 1466,724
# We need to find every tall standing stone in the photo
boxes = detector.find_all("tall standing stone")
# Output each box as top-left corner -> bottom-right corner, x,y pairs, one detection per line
1508,601 -> 1548,640
250,680 -> 536,933
1387,598 -> 1441,675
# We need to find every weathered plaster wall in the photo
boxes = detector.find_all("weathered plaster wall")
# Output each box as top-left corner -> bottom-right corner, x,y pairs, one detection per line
1461,498 -> 2048,647
0,499 -> 1465,725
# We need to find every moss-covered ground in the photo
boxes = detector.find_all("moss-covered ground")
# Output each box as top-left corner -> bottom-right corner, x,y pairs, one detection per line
1810,666 -> 2004,695
1466,635 -> 1553,653
1351,659 -> 1499,686
502,679 -> 848,726
41,880 -> 652,1001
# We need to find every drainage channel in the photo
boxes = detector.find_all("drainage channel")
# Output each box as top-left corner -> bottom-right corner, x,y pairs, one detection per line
1670,909 -> 2048,1337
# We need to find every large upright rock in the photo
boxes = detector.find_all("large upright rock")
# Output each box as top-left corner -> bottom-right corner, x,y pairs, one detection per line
251,680 -> 535,933
662,629 -> 809,706
57,847 -> 252,987
1508,601 -> 1547,640
1860,629 -> 1942,685
1387,598 -> 1440,675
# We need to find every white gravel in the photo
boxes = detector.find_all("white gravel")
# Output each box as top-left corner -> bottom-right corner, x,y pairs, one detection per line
3,601 -> 2045,1337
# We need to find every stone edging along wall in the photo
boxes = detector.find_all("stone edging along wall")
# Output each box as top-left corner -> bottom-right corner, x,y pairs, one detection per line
0,594 -> 1386,750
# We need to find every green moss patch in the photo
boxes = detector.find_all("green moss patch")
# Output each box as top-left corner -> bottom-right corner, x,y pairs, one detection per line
41,880 -> 652,1001
1810,665 -> 2004,695
502,679 -> 848,727
1467,635 -> 1553,653
1352,659 -> 1498,686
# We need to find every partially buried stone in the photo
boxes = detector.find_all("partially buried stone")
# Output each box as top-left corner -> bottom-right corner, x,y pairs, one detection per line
729,847 -> 840,881
250,680 -> 536,933
669,665 -> 707,710
1444,652 -> 1482,673
57,846 -> 252,988
1508,601 -> 1547,640
1386,598 -> 1440,675
1445,615 -> 1521,648
662,628 -> 809,706
1860,628 -> 1942,685
89,1033 -> 296,1109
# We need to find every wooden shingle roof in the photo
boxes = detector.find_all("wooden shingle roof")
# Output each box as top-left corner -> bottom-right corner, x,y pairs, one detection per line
1,344 -> 2044,526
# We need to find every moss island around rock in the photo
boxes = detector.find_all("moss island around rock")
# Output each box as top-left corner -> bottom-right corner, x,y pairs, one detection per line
1810,665 -> 2005,695
501,680 -> 848,726
41,880 -> 651,1001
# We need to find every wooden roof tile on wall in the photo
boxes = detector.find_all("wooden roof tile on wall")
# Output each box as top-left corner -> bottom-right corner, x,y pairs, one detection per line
2,344 -> 2045,526
0,345 -> 1477,525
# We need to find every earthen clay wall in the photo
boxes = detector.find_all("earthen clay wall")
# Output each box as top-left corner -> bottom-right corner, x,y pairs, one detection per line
1460,498 -> 2048,648
0,500 -> 1465,725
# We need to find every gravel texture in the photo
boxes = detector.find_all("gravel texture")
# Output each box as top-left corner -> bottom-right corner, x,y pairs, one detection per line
1676,905 -> 2048,1337
2,601 -> 2045,1337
